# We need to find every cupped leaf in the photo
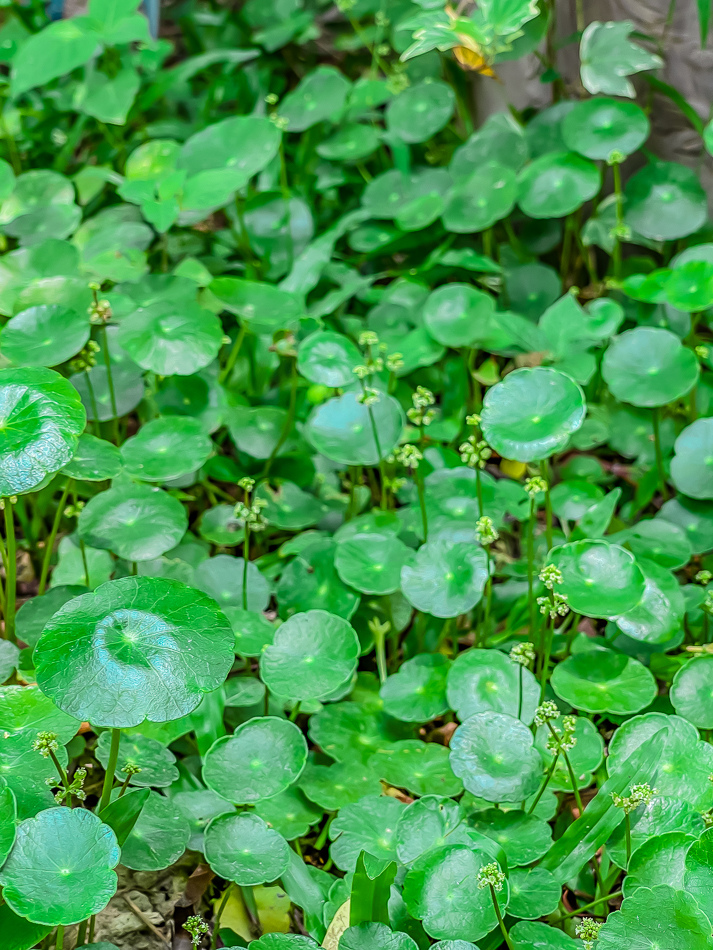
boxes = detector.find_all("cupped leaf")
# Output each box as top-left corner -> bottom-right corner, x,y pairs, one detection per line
203,717 -> 308,804
597,884 -> 713,950
205,812 -> 290,885
117,300 -> 223,375
625,162 -> 707,241
446,648 -> 539,724
684,827 -> 713,922
671,656 -> 713,728
422,284 -> 495,348
380,654 -> 450,723
613,557 -> 685,645
253,787 -> 322,841
551,646 -> 656,715
178,115 -> 280,187
335,531 -> 411,595
470,808 -> 551,866
562,96 -> 649,160
259,609 -> 360,702
623,831 -> 694,896
401,540 -> 488,618
340,923 -> 418,950
120,416 -> 213,482
507,866 -> 561,920
608,795 -> 705,869
480,367 -> 586,462
517,152 -> 600,219
194,554 -> 270,612
0,366 -> 86,496
95,730 -> 178,788
0,807 -> 119,925
671,418 -> 713,500
34,576 -> 234,727
0,777 -> 16,865
370,741 -> 463,798
120,791 -> 190,871
602,327 -> 699,407
306,392 -> 404,466
1,304 -> 89,367
78,480 -> 188,560
550,540 -> 645,617
386,80 -> 454,144
61,434 -> 122,481
16,585 -> 87,648
442,161 -> 517,233
297,331 -> 362,387
511,921 -> 576,949
329,795 -> 405,871
450,712 -> 542,803
225,607 -> 276,657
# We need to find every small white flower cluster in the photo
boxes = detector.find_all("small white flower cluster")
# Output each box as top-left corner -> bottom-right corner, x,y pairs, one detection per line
32,731 -> 59,758
407,386 -> 436,426
234,498 -> 268,532
509,641 -> 536,668
575,917 -> 602,950
475,515 -> 499,546
539,564 -> 563,590
546,715 -> 577,754
534,701 -> 560,727
459,436 -> 491,470
185,914 -> 209,947
525,475 -> 547,497
394,444 -> 423,471
476,862 -> 505,891
611,782 -> 657,814
538,592 -> 569,618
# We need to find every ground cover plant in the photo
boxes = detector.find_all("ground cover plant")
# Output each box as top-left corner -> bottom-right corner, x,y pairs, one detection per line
4,0 -> 713,948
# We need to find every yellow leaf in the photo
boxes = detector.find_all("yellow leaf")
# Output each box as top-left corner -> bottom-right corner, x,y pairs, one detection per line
214,884 -> 291,941
453,45 -> 495,75
500,459 -> 527,480
322,899 -> 350,949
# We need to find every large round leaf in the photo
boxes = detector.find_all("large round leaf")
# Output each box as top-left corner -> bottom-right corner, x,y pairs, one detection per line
61,434 -> 122,481
340,924 -> 418,950
671,656 -> 713,728
0,778 -> 16,866
602,327 -> 698,407
78,481 -> 187,561
297,331 -> 362,387
120,416 -> 213,482
511,921 -> 576,950
1,304 -> 89,367
0,807 -> 119,925
562,97 -> 649,160
551,646 -> 656,715
178,115 -> 280,186
0,366 -> 86,496
34,577 -> 234,727
329,795 -> 404,871
401,540 -> 488,618
442,161 -> 517,233
194,554 -> 270,612
259,609 -> 360,702
371,740 -> 463,798
480,367 -> 586,462
120,791 -> 190,871
423,284 -> 495,348
471,808 -> 551,866
306,392 -> 404,466
684,827 -> 713,922
15,585 -> 87,648
203,717 -> 307,804
335,531 -> 411,595
446,648 -> 539,724
117,301 -> 223,376
95,731 -> 178,788
507,866 -> 561,920
517,152 -> 600,218
204,812 -> 290,885
625,162 -> 707,241
671,418 -> 713,500
613,557 -> 685,645
597,884 -> 713,950
380,654 -> 450,723
403,845 -> 507,942
450,712 -> 542,802
386,80 -> 454,144
550,540 -> 645,617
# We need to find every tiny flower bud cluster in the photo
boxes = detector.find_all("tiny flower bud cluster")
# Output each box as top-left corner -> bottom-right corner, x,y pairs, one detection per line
477,862 -> 505,891
64,500 -> 85,519
234,498 -> 268,532
696,570 -> 713,585
407,386 -> 436,426
465,413 -> 481,427
703,590 -> 713,615
509,641 -> 536,668
238,476 -> 255,492
534,701 -> 559,727
459,437 -> 491,469
394,444 -> 423,470
611,782 -> 657,814
537,592 -> 569,618
475,515 -> 498,546
88,298 -> 112,324
32,731 -> 59,758
546,715 -> 577,754
121,763 -> 143,777
185,914 -> 210,947
575,918 -> 602,950
69,339 -> 101,373
539,564 -> 563,590
357,386 -> 381,406
525,475 -> 547,497
386,352 -> 404,373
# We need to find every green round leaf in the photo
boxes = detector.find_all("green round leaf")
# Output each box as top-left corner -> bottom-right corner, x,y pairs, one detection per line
260,609 -> 359,701
0,807 -> 119,925
172,788 -> 232,851
95,731 -> 179,788
335,531 -> 411,595
252,786 -> 322,840
299,758 -> 382,811
442,161 -> 517,233
203,717 -> 307,804
517,152 -> 600,219
446,648 -> 539,725
256,481 -> 323,531
277,539 -> 359,620
340,924 -> 417,950
78,481 -> 188,561
297,330 -> 362,387
306,392 -> 404,466
666,261 -> 713,312
71,360 -> 145,423
1,304 -> 89,367
380,654 -> 450,723
120,416 -> 213,482
597,884 -> 713,950
0,777 -> 16,866
35,576 -> 234,727
248,937 -> 317,949
120,791 -> 190,871
0,366 -> 86,496
614,557 -> 685,645
511,921 -> 576,950
684,827 -> 713,922
534,716 -> 604,792
205,812 -> 290,885
308,701 -> 406,763
316,124 -> 380,162
551,646 -> 656,715
671,418 -> 713,500
403,845 -> 506,942
450,712 -> 542,803
16,585 -> 87,648
480,367 -> 586,462
623,519 -> 692,570
602,327 -> 699,407
507,866 -> 561,920
194,554 -> 270,612
329,795 -> 405,871
609,795 -> 705,869
561,97 -> 649,160
423,284 -> 495,348
624,831 -> 694,896
198,504 -> 244,547
178,116 -> 280,186
386,81 -> 454,144
470,808 -> 551,866
401,540 -> 488,618
671,656 -> 713,728
61,434 -> 122,481
370,740 -> 463,798
550,540 -> 645,617
225,607 -> 275,657
280,66 -> 350,133
117,301 -> 223,376
625,162 -> 708,241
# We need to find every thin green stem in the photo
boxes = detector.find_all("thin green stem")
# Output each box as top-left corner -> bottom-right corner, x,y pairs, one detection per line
219,323 -> 247,385
527,498 -> 536,636
79,538 -> 91,588
528,751 -> 560,814
76,919 -> 88,946
49,748 -> 71,799
85,370 -> 101,436
38,480 -> 72,596
489,885 -> 514,950
625,812 -> 632,866
98,728 -> 121,813
118,773 -> 132,799
415,471 -> 428,541
546,721 -> 585,814
374,623 -> 387,685
289,701 -> 301,722
541,459 -> 554,551
88,916 -> 96,942
56,924 -> 64,949
263,358 -> 298,476
652,407 -> 670,501
517,663 -> 524,721
551,890 -> 622,923
539,614 -> 555,703
100,326 -> 120,445
611,160 -> 624,280
211,886 -> 233,950
3,500 -> 16,643
242,526 -> 250,610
